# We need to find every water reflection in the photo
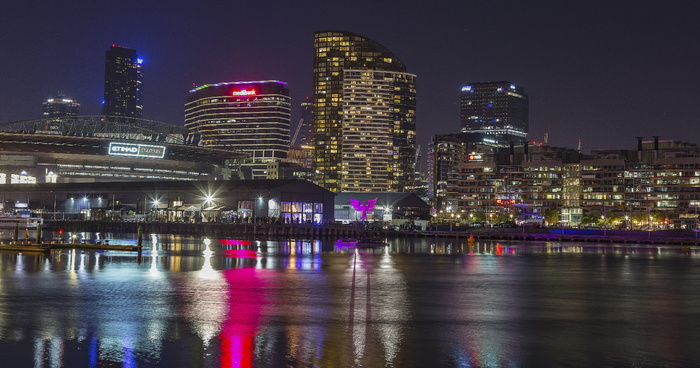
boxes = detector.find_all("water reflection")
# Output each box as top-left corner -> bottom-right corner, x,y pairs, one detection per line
1,236 -> 700,367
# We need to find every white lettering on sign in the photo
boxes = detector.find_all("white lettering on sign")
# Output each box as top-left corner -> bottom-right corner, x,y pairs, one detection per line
108,142 -> 166,158
231,89 -> 257,96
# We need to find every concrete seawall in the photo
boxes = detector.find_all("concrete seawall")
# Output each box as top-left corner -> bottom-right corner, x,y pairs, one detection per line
41,220 -> 700,246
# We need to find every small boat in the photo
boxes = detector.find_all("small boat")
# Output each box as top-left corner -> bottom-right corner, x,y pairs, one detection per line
355,238 -> 388,248
336,238 -> 359,247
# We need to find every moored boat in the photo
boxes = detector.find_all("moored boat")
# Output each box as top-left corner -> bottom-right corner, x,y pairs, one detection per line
355,237 -> 388,248
0,214 -> 43,229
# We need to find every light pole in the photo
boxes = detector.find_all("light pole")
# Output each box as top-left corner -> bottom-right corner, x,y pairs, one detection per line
693,205 -> 699,239
603,204 -> 607,237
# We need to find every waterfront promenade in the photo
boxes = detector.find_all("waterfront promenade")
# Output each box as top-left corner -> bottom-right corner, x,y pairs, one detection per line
40,220 -> 700,246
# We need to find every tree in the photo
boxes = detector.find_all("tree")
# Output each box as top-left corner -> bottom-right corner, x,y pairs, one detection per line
543,207 -> 561,226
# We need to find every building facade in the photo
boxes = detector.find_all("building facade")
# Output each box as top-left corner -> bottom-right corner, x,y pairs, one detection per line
43,93 -> 80,118
0,116 -> 244,185
103,45 -> 143,118
185,80 -> 291,179
433,138 -> 700,230
312,30 -> 417,193
0,179 -> 335,224
460,81 -> 528,145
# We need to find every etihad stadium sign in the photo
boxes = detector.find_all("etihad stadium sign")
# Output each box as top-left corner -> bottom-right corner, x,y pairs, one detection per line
108,142 -> 166,159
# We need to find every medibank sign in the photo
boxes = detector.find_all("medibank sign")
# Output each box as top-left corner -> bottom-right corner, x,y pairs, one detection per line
108,142 -> 166,159
231,89 -> 256,96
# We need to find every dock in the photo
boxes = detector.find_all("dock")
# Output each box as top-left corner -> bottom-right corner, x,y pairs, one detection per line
0,242 -> 140,252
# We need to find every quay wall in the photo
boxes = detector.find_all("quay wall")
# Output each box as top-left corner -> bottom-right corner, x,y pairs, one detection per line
41,220 -> 700,246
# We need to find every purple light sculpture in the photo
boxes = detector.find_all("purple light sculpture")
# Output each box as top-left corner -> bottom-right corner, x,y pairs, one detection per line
349,198 -> 378,221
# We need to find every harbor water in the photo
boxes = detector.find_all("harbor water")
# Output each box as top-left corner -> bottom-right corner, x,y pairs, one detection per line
1,234 -> 699,367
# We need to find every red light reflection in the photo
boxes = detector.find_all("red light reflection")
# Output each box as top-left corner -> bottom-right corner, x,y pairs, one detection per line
220,240 -> 253,246
219,268 -> 270,368
222,249 -> 258,259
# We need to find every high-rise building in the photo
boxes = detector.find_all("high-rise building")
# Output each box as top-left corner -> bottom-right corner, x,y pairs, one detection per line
43,92 -> 80,118
103,45 -> 143,118
184,80 -> 291,179
313,30 -> 417,193
460,81 -> 528,146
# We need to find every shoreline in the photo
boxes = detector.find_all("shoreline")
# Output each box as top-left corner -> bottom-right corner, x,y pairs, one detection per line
24,220 -> 700,246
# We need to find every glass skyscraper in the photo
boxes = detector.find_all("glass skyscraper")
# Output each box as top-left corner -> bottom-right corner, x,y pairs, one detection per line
313,30 -> 417,193
103,45 -> 143,118
460,81 -> 528,145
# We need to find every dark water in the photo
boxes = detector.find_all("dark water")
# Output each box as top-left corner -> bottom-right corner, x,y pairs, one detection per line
1,234 -> 700,367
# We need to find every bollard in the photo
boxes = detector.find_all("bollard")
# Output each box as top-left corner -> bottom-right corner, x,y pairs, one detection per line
137,225 -> 143,248
36,224 -> 42,245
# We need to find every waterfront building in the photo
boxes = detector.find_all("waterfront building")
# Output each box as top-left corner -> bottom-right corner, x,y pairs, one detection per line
103,45 -> 143,118
42,92 -> 80,118
312,30 -> 417,193
185,80 -> 291,179
0,179 -> 334,223
460,81 -> 528,146
434,137 -> 700,230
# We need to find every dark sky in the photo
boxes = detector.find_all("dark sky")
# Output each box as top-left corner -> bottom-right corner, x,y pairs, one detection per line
1,0 -> 698,154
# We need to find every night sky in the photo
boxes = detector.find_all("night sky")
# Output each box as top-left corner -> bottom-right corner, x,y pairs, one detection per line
2,1 -> 698,156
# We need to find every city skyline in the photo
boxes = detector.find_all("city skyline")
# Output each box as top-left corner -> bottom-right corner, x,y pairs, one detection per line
1,1 -> 698,153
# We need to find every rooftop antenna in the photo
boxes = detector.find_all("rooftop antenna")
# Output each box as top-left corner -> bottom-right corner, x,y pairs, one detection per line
543,122 -> 549,146
577,139 -> 582,153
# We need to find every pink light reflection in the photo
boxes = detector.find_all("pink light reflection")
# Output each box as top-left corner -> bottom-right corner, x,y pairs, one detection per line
219,268 -> 270,368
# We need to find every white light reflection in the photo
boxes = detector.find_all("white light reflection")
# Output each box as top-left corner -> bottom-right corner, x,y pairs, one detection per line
347,247 -> 409,365
15,253 -> 25,275
375,249 -> 408,363
199,238 -> 218,280
186,237 -> 226,347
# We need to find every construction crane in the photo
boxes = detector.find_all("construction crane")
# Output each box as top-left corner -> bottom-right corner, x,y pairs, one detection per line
291,117 -> 305,147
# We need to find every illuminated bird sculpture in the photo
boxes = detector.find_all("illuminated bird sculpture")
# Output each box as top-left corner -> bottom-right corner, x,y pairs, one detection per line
349,198 -> 378,221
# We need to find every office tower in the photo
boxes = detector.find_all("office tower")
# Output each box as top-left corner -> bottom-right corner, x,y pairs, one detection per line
184,80 -> 291,179
42,92 -> 80,118
313,30 -> 417,193
460,81 -> 528,145
103,45 -> 143,118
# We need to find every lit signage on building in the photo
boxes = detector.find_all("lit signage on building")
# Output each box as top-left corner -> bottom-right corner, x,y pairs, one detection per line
231,89 -> 257,96
108,142 -> 166,158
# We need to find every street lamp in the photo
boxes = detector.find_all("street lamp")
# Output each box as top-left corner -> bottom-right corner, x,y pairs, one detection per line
152,199 -> 160,221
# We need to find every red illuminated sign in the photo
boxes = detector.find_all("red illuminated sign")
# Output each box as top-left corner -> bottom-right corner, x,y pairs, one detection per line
231,89 -> 257,96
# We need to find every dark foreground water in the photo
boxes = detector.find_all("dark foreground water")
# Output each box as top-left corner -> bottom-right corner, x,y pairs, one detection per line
1,234 -> 700,367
